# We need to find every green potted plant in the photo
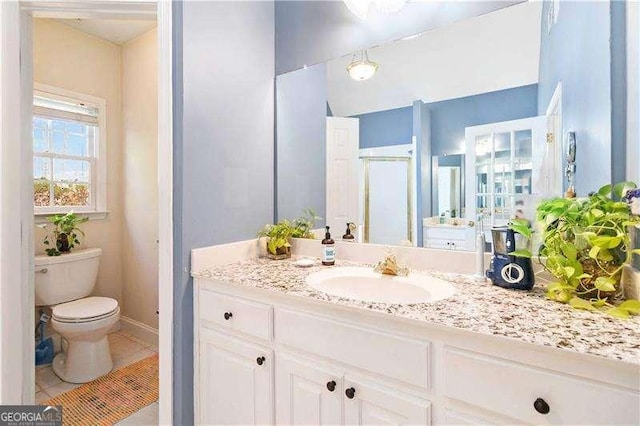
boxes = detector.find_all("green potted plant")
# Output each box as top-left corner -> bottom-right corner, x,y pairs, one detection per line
257,209 -> 320,260
42,212 -> 89,256
515,182 -> 640,318
291,208 -> 321,239
257,221 -> 295,259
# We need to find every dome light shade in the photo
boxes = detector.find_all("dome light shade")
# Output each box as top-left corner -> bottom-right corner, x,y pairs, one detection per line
374,0 -> 408,14
343,0 -> 408,20
343,0 -> 371,20
346,51 -> 379,81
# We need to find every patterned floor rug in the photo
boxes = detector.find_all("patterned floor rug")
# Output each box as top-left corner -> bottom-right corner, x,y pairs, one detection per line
44,354 -> 158,426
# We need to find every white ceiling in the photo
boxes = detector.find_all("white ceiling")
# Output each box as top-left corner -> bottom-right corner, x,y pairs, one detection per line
327,2 -> 543,117
52,18 -> 156,45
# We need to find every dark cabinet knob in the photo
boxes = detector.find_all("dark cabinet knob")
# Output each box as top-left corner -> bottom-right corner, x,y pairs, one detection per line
256,356 -> 266,366
224,312 -> 233,320
345,387 -> 356,399
326,381 -> 336,392
534,398 -> 550,414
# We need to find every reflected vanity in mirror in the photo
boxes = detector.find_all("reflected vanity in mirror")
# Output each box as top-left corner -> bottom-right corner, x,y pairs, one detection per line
276,1 -> 576,251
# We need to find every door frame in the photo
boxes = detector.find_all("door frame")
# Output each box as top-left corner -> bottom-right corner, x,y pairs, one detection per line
464,116 -> 548,236
0,1 -> 173,423
362,156 -> 413,244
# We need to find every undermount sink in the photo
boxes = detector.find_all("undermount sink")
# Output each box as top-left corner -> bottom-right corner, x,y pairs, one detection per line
305,266 -> 456,304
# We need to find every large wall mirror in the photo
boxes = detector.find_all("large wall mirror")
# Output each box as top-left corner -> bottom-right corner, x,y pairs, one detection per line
276,1 -> 614,251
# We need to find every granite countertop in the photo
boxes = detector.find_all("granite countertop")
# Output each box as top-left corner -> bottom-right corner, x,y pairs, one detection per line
193,257 -> 640,365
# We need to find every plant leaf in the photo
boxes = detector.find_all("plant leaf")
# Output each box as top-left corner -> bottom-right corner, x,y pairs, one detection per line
598,184 -> 612,197
619,300 -> 640,315
606,307 -> 630,319
509,220 -> 532,239
594,276 -> 617,292
544,212 -> 560,226
561,244 -> 578,261
569,297 -> 596,311
556,290 -> 572,303
510,249 -> 532,258
613,181 -> 637,199
563,266 -> 576,278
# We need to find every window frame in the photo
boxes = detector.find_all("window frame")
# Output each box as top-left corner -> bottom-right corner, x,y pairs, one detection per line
33,83 -> 107,217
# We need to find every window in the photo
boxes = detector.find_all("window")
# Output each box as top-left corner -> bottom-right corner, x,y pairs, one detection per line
33,85 -> 106,215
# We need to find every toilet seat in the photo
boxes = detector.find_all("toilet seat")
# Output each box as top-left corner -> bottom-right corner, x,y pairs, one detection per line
53,296 -> 119,324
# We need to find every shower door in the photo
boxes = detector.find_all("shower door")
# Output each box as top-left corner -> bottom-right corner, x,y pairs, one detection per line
363,157 -> 412,245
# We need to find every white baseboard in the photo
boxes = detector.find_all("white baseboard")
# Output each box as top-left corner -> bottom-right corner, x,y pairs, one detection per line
119,315 -> 159,348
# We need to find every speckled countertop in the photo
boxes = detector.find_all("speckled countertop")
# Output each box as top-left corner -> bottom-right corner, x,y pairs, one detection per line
193,257 -> 640,365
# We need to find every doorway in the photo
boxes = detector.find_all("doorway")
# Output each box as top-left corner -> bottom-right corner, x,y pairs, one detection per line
0,2 -> 172,423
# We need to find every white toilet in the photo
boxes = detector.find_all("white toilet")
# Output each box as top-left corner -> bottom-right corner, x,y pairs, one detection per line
35,248 -> 120,383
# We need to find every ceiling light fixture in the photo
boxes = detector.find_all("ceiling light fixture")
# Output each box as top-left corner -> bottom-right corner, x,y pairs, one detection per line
343,0 -> 408,20
346,50 -> 379,81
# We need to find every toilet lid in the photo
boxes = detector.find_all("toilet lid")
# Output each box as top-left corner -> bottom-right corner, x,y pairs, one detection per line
53,297 -> 119,322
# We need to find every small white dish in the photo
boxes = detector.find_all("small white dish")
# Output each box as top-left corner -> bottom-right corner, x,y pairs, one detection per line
294,258 -> 316,268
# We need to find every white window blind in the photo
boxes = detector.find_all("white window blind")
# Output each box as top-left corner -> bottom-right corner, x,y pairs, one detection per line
33,95 -> 99,126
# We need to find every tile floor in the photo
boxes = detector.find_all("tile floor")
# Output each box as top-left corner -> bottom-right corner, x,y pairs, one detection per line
35,330 -> 159,425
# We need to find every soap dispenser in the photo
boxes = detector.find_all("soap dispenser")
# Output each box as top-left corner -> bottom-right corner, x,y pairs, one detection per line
322,226 -> 335,266
342,222 -> 355,242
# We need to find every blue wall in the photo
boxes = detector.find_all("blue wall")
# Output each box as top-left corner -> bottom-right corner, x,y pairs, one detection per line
276,63 -> 327,223
537,0 -> 612,195
173,1 -> 275,424
351,85 -> 537,155
429,84 -> 539,156
275,0 -> 524,75
352,106 -> 413,149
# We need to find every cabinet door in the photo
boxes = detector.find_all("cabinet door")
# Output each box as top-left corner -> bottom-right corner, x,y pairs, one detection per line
276,352 -> 343,425
198,328 -> 273,425
344,377 -> 431,425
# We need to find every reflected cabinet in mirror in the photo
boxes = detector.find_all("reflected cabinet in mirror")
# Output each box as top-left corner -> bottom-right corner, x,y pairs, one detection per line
276,1 -> 617,251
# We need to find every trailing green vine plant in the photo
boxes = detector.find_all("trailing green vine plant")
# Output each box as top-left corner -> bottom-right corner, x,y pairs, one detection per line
513,182 -> 640,318
257,209 -> 321,256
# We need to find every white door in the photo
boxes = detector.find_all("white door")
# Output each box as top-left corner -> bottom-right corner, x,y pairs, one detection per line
326,117 -> 359,235
276,352 -> 343,425
344,377 -> 431,425
198,328 -> 273,425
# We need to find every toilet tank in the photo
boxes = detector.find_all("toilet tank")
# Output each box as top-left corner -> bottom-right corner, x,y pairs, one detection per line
34,248 -> 102,306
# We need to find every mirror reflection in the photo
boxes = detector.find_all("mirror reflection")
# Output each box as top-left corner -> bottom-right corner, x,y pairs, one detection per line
276,2 -> 568,250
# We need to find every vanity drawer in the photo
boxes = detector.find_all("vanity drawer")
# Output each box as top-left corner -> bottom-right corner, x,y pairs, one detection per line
199,289 -> 273,341
443,347 -> 639,425
275,308 -> 430,389
424,227 -> 466,241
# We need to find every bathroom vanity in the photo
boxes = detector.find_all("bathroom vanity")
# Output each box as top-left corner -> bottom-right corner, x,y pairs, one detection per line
192,240 -> 640,425
422,219 -> 475,251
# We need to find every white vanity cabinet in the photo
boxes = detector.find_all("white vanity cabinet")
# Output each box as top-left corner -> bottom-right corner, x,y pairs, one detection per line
275,352 -> 430,426
276,353 -> 343,425
194,282 -> 640,425
197,327 -> 274,425
343,376 -> 431,425
423,225 -> 475,251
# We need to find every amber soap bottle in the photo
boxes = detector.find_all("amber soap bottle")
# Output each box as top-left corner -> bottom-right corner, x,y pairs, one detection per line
321,226 -> 335,266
